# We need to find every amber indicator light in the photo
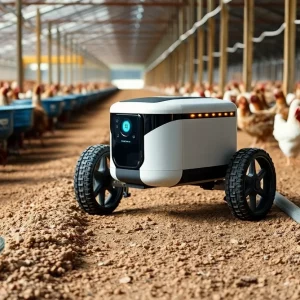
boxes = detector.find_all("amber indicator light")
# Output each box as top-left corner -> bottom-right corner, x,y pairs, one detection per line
189,112 -> 235,119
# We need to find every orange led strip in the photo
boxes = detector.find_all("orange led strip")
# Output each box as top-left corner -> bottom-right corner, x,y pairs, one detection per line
189,111 -> 236,119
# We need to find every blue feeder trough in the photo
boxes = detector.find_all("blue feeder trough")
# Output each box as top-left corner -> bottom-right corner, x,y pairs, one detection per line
0,106 -> 14,141
0,106 -> 14,163
10,104 -> 34,134
41,98 -> 64,118
72,95 -> 85,111
62,95 -> 77,113
6,104 -> 34,152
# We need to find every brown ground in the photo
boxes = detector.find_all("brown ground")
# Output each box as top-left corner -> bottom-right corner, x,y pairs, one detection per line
0,90 -> 300,300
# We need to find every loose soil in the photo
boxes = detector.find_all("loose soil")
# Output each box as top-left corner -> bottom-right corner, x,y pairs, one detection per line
0,90 -> 300,300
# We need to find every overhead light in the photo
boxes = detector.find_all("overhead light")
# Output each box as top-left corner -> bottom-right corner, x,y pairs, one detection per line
136,13 -> 143,19
135,23 -> 140,29
137,6 -> 144,13
29,63 -> 49,71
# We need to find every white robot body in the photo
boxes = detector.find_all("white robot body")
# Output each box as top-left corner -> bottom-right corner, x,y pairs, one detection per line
110,97 -> 237,187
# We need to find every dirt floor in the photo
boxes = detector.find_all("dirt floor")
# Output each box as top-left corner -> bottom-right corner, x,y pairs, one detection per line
1,90 -> 300,300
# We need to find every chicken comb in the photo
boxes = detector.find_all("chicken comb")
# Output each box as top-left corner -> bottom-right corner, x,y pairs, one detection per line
259,85 -> 265,92
238,96 -> 248,106
295,107 -> 300,123
250,95 -> 260,103
232,82 -> 239,88
2,87 -> 9,96
274,90 -> 284,99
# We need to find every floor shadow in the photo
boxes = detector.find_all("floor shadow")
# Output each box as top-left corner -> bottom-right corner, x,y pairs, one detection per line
116,202 -> 230,222
115,201 -> 282,223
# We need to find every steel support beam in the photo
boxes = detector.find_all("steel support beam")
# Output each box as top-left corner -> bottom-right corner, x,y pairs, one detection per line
219,0 -> 229,95
70,38 -> 73,84
207,0 -> 215,86
283,0 -> 296,94
197,0 -> 204,85
57,27 -> 61,86
64,35 -> 68,85
16,0 -> 23,92
243,0 -> 254,92
47,22 -> 52,85
5,1 -> 185,6
36,8 -> 41,85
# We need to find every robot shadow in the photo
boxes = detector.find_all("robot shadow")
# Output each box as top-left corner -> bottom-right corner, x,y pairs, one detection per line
116,202 -> 279,223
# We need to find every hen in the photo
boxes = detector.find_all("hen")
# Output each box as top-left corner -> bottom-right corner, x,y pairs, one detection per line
273,99 -> 300,165
249,93 -> 266,112
274,90 -> 289,121
254,86 -> 269,109
0,87 -> 10,106
30,85 -> 49,146
237,96 -> 274,147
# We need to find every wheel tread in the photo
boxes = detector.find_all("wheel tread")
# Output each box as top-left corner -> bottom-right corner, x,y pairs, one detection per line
225,148 -> 276,221
74,145 -> 122,215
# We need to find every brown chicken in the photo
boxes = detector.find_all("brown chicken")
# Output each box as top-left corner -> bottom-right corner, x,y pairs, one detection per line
254,87 -> 269,110
274,90 -> 289,121
0,87 -> 10,106
249,93 -> 266,112
237,96 -> 275,147
30,85 -> 49,146
41,84 -> 56,99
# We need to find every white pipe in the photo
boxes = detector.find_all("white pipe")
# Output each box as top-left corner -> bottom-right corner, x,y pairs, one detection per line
0,236 -> 4,253
274,192 -> 300,223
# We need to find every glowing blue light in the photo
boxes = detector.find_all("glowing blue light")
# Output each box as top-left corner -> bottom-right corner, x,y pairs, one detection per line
122,120 -> 131,133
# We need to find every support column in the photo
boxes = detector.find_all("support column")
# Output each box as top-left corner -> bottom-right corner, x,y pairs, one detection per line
173,20 -> 179,85
179,6 -> 185,85
197,0 -> 204,85
36,8 -> 41,85
70,38 -> 74,84
16,0 -> 23,92
47,22 -> 52,85
188,0 -> 195,87
219,0 -> 229,95
283,0 -> 297,94
64,35 -> 68,85
79,47 -> 83,83
243,0 -> 254,92
77,45 -> 80,84
56,28 -> 61,86
207,0 -> 215,87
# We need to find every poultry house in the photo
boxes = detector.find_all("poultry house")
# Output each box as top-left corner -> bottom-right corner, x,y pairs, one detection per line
273,99 -> 300,165
237,95 -> 275,147
29,85 -> 49,146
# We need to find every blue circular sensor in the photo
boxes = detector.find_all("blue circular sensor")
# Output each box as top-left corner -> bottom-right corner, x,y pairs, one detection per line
122,120 -> 131,133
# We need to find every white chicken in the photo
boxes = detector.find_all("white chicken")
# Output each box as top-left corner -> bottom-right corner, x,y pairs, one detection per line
0,87 -> 9,106
273,99 -> 300,165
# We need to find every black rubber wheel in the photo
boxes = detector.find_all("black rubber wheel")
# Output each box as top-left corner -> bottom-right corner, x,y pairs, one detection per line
225,148 -> 276,221
0,236 -> 5,253
74,145 -> 123,215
